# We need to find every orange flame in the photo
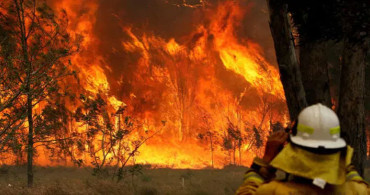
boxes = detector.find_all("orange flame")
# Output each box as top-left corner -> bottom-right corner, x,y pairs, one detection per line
3,0 -> 288,168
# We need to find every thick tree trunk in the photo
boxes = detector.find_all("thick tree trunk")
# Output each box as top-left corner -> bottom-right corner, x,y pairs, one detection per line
266,0 -> 307,121
338,41 -> 367,176
299,41 -> 332,107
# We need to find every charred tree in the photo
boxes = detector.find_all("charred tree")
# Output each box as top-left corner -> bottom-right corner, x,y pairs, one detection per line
338,40 -> 367,176
266,0 -> 307,121
299,42 -> 332,107
337,0 -> 369,176
287,1 -> 341,107
285,0 -> 369,175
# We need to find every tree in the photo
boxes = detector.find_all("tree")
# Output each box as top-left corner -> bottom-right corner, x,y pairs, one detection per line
0,0 -> 78,186
222,121 -> 243,165
287,1 -> 342,107
267,0 -> 369,175
336,0 -> 369,176
33,98 -> 71,165
197,111 -> 218,168
74,93 -> 164,180
166,50 -> 197,141
266,0 -> 307,121
287,0 -> 369,175
75,94 -> 113,176
74,94 -> 131,177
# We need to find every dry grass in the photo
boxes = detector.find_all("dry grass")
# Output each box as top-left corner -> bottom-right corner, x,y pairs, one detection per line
0,165 -> 246,195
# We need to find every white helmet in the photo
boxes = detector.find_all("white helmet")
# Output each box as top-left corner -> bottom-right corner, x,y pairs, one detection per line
290,103 -> 346,149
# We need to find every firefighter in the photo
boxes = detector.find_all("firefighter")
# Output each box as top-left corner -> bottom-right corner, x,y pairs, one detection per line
236,103 -> 369,194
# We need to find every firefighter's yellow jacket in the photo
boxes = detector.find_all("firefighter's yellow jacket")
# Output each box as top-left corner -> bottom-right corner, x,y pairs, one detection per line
236,144 -> 369,195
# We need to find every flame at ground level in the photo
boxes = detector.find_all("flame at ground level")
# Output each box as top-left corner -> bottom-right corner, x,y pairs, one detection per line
30,139 -> 256,169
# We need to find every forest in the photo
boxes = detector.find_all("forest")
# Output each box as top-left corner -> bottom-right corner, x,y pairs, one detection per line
0,0 -> 369,194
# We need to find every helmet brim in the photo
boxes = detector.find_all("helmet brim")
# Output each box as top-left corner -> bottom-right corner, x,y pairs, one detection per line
290,134 -> 346,149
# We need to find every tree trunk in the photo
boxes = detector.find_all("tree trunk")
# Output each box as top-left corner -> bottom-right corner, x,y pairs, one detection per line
27,94 -> 34,187
233,143 -> 236,165
25,28 -> 33,187
210,134 -> 214,168
238,141 -> 242,165
266,0 -> 307,121
228,150 -> 232,165
338,41 -> 367,176
14,0 -> 34,187
299,41 -> 332,107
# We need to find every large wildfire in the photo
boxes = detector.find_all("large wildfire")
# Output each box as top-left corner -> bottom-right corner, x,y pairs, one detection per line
3,0 -> 288,168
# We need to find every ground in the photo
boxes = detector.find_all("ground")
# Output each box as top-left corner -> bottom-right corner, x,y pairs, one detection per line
0,166 -> 369,195
0,165 -> 246,195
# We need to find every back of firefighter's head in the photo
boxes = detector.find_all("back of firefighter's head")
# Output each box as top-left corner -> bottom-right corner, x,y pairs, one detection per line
290,103 -> 346,150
